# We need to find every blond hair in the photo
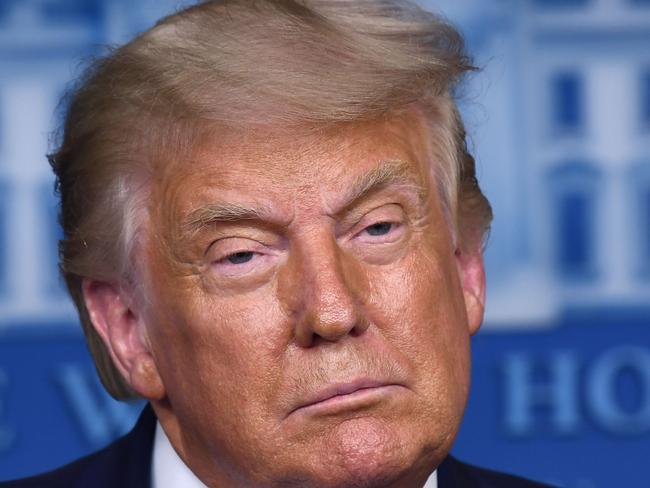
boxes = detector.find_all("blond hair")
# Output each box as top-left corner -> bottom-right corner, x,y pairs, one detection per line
49,0 -> 492,399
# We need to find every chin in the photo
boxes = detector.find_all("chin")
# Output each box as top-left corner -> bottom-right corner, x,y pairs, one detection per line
275,417 -> 438,488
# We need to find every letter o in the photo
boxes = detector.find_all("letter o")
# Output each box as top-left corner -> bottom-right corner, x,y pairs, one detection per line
586,346 -> 650,435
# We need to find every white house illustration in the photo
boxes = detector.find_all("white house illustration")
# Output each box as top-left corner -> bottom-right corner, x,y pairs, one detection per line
0,0 -> 179,325
427,0 -> 650,326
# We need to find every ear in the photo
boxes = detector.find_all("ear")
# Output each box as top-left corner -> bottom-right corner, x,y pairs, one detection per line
82,279 -> 165,400
454,247 -> 486,336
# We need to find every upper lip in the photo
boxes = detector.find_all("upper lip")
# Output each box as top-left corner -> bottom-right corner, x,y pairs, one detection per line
289,378 -> 400,415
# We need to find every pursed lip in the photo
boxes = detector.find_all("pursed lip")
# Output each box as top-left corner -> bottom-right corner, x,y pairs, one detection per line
288,378 -> 405,417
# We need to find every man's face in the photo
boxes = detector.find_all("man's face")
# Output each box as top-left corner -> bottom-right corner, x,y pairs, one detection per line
138,112 -> 483,487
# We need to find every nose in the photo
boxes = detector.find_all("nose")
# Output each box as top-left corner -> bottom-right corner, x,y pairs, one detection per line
282,232 -> 369,347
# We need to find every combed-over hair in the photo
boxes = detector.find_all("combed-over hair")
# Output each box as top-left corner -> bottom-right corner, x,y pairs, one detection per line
49,0 -> 493,399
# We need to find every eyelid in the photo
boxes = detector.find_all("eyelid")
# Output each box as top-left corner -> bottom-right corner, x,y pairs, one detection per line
349,203 -> 405,233
205,226 -> 284,253
206,239 -> 275,280
206,236 -> 265,260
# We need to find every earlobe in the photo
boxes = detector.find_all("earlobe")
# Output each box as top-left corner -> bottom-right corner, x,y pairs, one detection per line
454,248 -> 486,336
82,279 -> 166,400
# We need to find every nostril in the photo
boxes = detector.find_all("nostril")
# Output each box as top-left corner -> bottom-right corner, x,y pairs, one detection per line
351,313 -> 371,336
350,321 -> 369,337
294,298 -> 369,347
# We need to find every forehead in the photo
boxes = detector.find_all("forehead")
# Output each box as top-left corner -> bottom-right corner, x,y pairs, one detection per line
154,113 -> 434,219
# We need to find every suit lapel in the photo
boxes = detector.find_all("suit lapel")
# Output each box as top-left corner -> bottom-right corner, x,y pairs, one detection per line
75,404 -> 157,488
437,455 -> 480,488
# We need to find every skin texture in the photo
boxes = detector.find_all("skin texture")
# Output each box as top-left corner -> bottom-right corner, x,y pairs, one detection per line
82,111 -> 486,488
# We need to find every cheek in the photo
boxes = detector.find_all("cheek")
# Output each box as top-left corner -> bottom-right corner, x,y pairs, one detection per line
365,242 -> 471,404
146,278 -> 287,411
366,242 -> 466,339
145,283 -> 294,461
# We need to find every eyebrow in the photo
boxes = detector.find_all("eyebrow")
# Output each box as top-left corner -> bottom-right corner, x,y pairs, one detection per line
182,160 -> 427,233
183,201 -> 274,234
334,160 -> 428,215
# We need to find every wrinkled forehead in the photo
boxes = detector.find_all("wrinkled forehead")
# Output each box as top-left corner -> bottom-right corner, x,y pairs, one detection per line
127,111 -> 450,286
150,112 -> 436,216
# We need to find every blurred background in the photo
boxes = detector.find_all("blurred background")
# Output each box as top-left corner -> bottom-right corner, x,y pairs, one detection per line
0,0 -> 649,486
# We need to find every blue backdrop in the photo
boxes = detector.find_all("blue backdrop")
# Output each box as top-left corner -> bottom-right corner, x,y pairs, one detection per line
1,1 -> 649,486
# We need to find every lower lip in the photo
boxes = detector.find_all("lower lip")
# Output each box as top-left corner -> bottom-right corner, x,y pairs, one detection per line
292,385 -> 405,417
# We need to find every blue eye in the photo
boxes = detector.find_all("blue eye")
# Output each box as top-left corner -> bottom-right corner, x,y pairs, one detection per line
365,222 -> 393,236
226,251 -> 255,264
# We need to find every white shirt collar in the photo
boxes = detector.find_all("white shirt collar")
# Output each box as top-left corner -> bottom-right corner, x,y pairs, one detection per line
424,470 -> 439,488
152,421 -> 438,488
152,421 -> 208,488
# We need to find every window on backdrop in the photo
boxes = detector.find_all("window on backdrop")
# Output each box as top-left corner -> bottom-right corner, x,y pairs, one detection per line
550,71 -> 585,136
39,0 -> 103,25
547,161 -> 601,281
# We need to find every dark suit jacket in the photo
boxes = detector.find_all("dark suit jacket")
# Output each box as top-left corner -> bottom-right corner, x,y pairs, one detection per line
0,406 -> 554,487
